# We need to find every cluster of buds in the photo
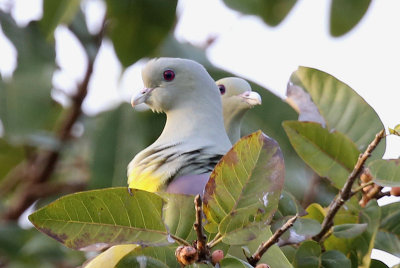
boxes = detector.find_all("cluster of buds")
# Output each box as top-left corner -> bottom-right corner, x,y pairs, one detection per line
359,169 -> 381,207
175,246 -> 225,267
358,168 -> 400,207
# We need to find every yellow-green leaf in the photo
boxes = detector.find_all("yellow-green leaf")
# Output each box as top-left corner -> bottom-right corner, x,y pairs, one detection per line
203,131 -> 284,242
303,203 -> 325,224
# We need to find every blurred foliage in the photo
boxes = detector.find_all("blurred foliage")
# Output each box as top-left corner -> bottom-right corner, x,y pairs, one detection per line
0,0 -> 399,268
222,0 -> 297,27
222,0 -> 372,37
329,0 -> 372,37
105,0 -> 178,67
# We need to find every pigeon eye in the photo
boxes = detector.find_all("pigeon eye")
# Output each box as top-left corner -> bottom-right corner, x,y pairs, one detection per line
163,69 -> 175,81
218,84 -> 226,95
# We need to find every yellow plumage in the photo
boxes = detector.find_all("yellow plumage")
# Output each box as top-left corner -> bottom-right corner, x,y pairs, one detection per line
127,169 -> 164,192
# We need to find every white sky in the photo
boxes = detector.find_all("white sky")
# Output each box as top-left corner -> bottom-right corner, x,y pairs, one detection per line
1,0 -> 400,265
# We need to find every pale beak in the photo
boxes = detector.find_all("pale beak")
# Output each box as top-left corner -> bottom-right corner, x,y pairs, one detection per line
131,88 -> 153,107
239,91 -> 262,106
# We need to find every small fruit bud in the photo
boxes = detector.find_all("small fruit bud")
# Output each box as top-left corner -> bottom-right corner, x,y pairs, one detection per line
362,184 -> 373,193
360,169 -> 372,183
255,264 -> 270,268
211,250 -> 224,265
175,245 -> 198,266
391,187 -> 400,196
359,196 -> 369,208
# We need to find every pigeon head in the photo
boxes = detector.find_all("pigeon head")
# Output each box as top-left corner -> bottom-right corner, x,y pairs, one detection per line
132,57 -> 220,113
217,77 -> 262,143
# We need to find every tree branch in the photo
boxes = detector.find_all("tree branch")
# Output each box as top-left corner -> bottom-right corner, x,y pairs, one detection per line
193,194 -> 210,262
312,129 -> 385,242
248,215 -> 298,266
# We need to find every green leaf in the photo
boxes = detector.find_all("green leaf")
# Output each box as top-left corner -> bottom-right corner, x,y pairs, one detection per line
222,0 -> 297,26
40,0 -> 80,39
333,223 -> 367,238
220,222 -> 265,246
321,250 -> 351,268
275,190 -> 306,219
370,259 -> 389,268
220,255 -> 254,268
282,121 -> 360,188
329,0 -> 372,37
86,104 -> 165,188
374,231 -> 400,258
380,202 -> 400,235
116,246 -> 178,268
0,12 -> 57,142
293,240 -> 321,268
369,159 -> 400,187
159,193 -> 196,242
203,131 -> 284,241
29,188 -> 170,250
352,200 -> 381,268
293,218 -> 321,237
105,0 -> 177,67
294,242 -> 351,268
289,66 -> 385,157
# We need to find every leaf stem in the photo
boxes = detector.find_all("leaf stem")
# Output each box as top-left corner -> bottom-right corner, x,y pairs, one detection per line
207,234 -> 223,248
312,129 -> 385,242
170,234 -> 191,247
352,180 -> 375,194
248,214 -> 298,266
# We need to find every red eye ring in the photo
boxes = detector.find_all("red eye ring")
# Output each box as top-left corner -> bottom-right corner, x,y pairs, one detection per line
218,84 -> 226,95
163,69 -> 175,81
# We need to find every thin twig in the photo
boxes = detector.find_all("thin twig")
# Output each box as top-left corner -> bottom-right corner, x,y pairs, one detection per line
170,234 -> 191,247
375,190 -> 391,199
248,215 -> 299,266
351,180 -> 375,195
207,234 -> 223,249
312,129 -> 386,242
193,194 -> 210,261
207,232 -> 222,248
